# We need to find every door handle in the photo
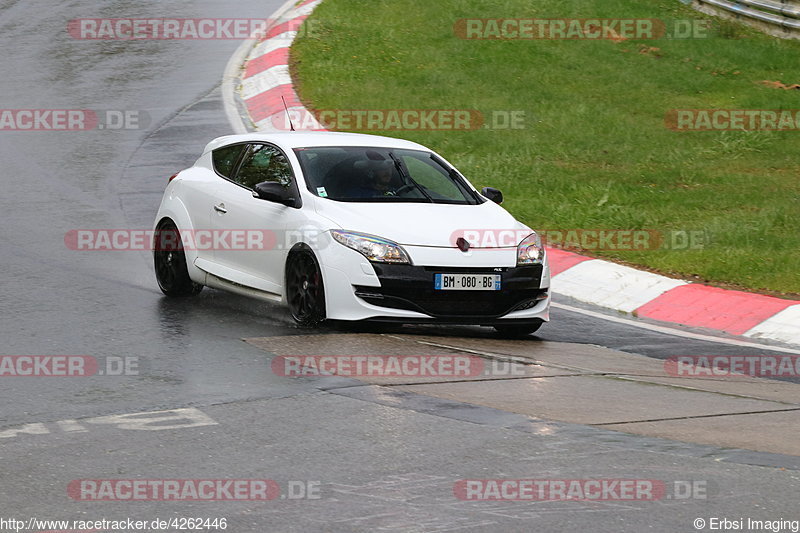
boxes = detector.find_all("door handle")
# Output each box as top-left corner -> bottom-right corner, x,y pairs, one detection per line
214,203 -> 227,214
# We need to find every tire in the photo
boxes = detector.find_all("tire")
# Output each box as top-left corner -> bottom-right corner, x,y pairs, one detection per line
493,320 -> 543,338
153,220 -> 203,297
286,249 -> 326,327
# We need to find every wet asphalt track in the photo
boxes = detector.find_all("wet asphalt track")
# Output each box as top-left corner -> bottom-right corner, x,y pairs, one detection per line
1,1 -> 799,531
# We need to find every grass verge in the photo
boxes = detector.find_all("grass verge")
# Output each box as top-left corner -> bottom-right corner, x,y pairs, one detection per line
291,0 -> 800,297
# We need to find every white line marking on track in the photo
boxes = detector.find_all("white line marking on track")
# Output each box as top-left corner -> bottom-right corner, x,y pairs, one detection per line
553,302 -> 800,354
0,408 -> 218,440
56,419 -> 88,433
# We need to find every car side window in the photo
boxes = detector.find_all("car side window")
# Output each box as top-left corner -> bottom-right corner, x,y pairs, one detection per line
234,144 -> 295,190
212,144 -> 246,178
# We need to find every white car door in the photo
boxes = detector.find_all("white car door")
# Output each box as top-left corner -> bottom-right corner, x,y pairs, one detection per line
177,144 -> 247,265
209,143 -> 304,295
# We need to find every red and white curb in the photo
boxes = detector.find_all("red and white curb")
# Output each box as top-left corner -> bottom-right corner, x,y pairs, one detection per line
223,0 -> 800,347
223,0 -> 322,134
549,248 -> 800,345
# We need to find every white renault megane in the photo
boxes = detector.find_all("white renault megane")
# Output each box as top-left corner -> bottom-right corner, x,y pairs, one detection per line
153,132 -> 550,335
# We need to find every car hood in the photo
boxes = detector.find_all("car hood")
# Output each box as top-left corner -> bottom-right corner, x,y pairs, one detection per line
313,198 -> 531,248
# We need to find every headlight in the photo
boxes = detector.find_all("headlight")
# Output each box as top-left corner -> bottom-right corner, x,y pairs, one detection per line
330,230 -> 411,264
517,232 -> 544,265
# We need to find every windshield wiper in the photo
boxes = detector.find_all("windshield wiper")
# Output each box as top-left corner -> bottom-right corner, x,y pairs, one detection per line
388,152 -> 434,203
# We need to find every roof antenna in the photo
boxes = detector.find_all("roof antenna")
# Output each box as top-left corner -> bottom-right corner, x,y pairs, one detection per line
282,96 -> 296,132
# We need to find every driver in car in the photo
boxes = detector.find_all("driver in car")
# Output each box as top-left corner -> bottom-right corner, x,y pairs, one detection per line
348,161 -> 398,198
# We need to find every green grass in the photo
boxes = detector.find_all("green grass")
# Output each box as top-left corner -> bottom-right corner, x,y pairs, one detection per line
291,0 -> 800,297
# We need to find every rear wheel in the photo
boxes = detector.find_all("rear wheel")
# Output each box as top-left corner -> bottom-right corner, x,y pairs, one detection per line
286,249 -> 326,327
154,220 -> 203,297
493,320 -> 543,338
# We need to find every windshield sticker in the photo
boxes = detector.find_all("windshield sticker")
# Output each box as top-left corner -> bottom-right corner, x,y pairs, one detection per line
317,187 -> 328,198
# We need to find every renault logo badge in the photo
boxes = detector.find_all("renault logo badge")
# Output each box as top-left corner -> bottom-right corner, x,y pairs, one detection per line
456,237 -> 470,252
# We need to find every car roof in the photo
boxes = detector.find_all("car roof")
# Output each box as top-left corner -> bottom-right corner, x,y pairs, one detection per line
203,131 -> 430,154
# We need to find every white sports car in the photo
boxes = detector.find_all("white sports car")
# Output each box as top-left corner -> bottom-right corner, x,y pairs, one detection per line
153,132 -> 550,335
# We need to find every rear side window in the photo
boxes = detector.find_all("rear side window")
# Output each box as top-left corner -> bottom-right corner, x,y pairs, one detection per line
235,144 -> 295,190
212,144 -> 245,178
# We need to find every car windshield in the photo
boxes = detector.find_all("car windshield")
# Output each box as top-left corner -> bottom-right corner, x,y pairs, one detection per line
293,146 -> 482,204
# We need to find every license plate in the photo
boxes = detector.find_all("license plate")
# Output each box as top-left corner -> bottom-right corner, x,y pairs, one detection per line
434,274 -> 501,291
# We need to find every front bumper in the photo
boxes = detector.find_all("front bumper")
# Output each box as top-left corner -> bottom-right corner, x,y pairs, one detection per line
353,264 -> 547,324
318,235 -> 550,324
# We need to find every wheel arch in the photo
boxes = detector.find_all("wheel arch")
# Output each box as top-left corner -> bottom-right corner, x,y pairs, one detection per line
153,197 -> 205,284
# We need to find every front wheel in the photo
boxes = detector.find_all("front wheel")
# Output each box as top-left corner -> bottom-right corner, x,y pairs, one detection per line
286,249 -> 326,327
493,320 -> 543,338
154,220 -> 203,297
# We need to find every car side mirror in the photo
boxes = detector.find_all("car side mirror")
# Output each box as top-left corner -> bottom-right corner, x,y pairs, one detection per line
253,181 -> 300,208
481,187 -> 503,205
